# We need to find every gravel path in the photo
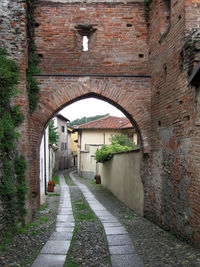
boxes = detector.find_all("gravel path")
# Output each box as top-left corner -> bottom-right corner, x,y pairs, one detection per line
69,171 -> 200,267
65,175 -> 111,266
0,186 -> 60,266
1,170 -> 200,267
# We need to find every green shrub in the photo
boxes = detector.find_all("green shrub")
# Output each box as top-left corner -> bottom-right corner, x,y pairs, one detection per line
95,142 -> 133,163
95,134 -> 139,163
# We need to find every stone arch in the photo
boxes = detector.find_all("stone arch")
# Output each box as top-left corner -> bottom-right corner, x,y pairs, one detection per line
29,75 -> 151,205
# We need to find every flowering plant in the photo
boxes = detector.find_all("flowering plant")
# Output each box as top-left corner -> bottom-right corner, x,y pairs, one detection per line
48,180 -> 56,186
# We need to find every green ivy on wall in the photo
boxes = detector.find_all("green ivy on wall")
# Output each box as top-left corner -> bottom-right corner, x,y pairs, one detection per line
0,48 -> 27,230
26,0 -> 40,113
144,0 -> 152,24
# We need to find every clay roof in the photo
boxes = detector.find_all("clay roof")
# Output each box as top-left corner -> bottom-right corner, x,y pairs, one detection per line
76,116 -> 133,130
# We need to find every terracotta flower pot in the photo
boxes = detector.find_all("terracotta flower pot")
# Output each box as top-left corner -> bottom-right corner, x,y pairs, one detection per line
48,184 -> 54,192
95,175 -> 101,184
95,178 -> 101,184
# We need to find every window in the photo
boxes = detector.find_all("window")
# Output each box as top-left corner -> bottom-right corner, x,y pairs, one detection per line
75,24 -> 97,52
65,143 -> 67,150
61,125 -> 65,133
82,35 -> 89,52
61,143 -> 64,150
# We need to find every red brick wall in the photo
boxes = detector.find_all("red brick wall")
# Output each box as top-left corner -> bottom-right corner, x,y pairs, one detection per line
1,0 -> 200,246
34,1 -> 148,75
148,0 -> 200,244
0,1 -> 35,220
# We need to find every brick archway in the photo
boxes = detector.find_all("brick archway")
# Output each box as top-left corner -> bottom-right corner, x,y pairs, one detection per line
29,75 -> 151,204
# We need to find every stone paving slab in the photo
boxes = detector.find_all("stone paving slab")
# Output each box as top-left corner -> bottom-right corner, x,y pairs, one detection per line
109,245 -> 135,255
107,234 -> 133,246
111,254 -> 144,267
49,231 -> 73,241
56,222 -> 75,227
57,215 -> 74,222
69,171 -> 144,267
32,254 -> 66,267
102,222 -> 122,227
56,226 -> 74,232
32,174 -> 74,267
94,210 -> 113,217
40,240 -> 70,255
89,205 -> 106,211
98,216 -> 119,223
104,226 -> 128,235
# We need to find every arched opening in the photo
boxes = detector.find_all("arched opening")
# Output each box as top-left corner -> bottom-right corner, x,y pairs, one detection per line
38,94 -> 144,215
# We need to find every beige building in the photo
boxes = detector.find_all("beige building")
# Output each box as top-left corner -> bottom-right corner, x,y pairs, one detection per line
54,114 -> 69,171
67,125 -> 78,167
75,116 -> 138,178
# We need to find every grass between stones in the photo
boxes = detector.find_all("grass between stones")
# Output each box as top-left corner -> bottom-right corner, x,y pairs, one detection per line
65,174 -> 76,186
52,173 -> 59,184
64,174 -> 111,267
47,193 -> 61,197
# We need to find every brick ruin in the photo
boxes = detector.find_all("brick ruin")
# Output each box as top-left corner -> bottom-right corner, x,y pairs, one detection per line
0,0 -> 200,245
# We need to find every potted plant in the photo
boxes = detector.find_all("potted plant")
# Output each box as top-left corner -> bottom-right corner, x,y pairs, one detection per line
48,180 -> 56,192
94,174 -> 101,184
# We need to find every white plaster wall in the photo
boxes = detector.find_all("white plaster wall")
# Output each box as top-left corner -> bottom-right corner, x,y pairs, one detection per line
39,127 -> 49,204
99,150 -> 144,216
80,129 -> 121,150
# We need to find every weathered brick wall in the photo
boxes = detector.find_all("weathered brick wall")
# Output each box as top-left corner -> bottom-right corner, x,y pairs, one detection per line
34,1 -> 148,75
147,0 -> 200,244
29,75 -> 151,197
0,1 -> 33,223
1,0 -> 200,246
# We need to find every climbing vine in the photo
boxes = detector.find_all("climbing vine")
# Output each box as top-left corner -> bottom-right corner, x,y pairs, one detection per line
181,29 -> 200,76
26,0 -> 40,113
144,0 -> 152,24
0,47 -> 27,230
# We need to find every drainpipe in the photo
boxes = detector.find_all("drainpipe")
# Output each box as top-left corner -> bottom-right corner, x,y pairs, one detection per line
44,130 -> 47,195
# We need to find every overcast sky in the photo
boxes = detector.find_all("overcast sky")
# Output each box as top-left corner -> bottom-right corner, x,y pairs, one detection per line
59,98 -> 125,122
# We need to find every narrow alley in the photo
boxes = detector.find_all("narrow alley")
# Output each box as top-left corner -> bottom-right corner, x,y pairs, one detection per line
0,171 -> 200,266
32,171 -> 200,267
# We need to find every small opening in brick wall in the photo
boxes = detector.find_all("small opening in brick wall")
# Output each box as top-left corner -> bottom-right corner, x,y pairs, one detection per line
179,51 -> 184,71
158,121 -> 161,126
163,64 -> 167,75
82,35 -> 89,52
139,54 -> 144,58
126,24 -> 132,27
167,105 -> 171,109
178,15 -> 182,20
179,100 -> 183,105
156,91 -> 160,96
34,23 -> 40,28
38,54 -> 43,58
184,115 -> 190,121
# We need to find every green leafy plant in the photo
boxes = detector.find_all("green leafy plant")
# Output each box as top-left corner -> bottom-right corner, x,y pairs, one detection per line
0,47 -> 27,230
110,133 -> 136,148
144,0 -> 152,24
49,120 -> 59,146
39,216 -> 49,223
38,203 -> 49,211
26,0 -> 41,113
95,134 -> 139,163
